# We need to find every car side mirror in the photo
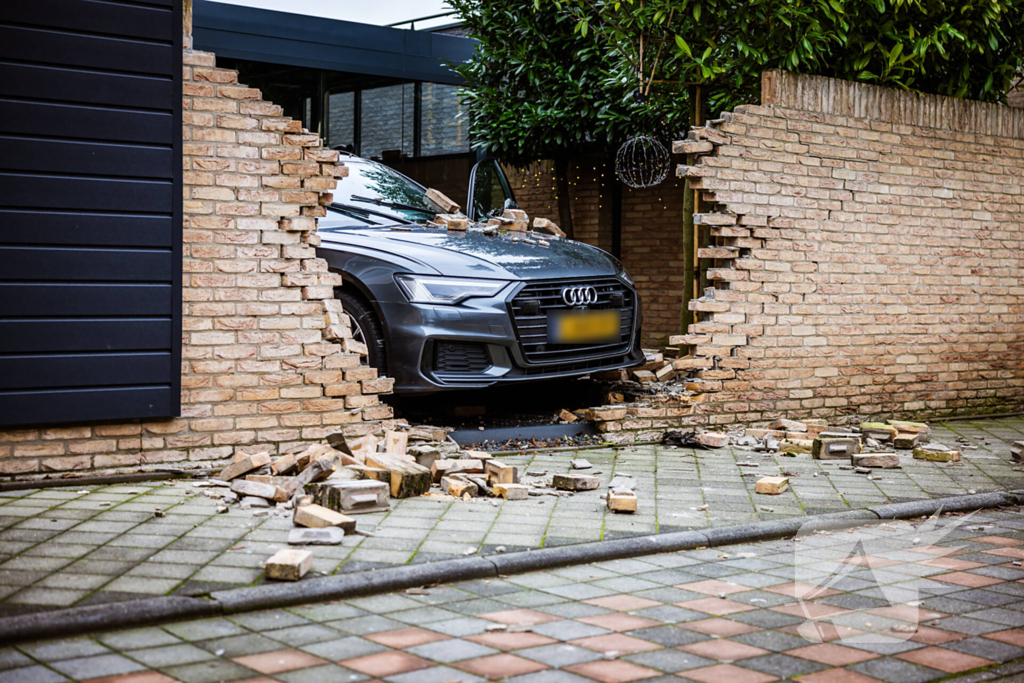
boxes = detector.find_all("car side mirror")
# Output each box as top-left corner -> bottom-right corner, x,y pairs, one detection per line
467,158 -> 518,222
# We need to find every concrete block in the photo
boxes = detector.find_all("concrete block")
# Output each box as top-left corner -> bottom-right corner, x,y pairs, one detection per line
494,483 -> 528,500
306,479 -> 389,514
264,548 -> 312,581
780,439 -> 813,454
365,452 -> 432,498
448,459 -> 484,476
697,432 -> 729,448
913,446 -> 960,462
431,459 -> 455,483
553,473 -> 600,491
219,452 -> 271,481
293,503 -> 356,532
485,460 -> 517,485
230,479 -> 277,500
442,477 -> 478,498
425,187 -> 460,213
852,453 -> 900,468
755,476 -> 789,495
1012,442 -> 1024,463
812,437 -> 859,460
772,419 -> 807,433
860,422 -> 898,442
270,453 -> 298,476
608,491 -> 637,513
893,432 -> 920,449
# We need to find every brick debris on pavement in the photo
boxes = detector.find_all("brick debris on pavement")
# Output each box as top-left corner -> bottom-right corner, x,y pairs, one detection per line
5,506 -> 1024,682
1,417 -> 1023,616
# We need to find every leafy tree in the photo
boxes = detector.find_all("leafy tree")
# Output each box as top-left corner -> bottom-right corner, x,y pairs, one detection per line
559,0 -> 1024,116
448,0 -> 688,237
451,0 -> 1024,234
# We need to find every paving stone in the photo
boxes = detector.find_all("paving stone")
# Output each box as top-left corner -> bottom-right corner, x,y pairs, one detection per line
128,643 -> 216,668
514,643 -> 603,668
945,636 -> 1024,661
160,659 -> 257,683
164,618 -> 247,642
934,616 -> 1007,636
8,423 -> 1024,683
332,614 -> 408,636
19,638 -> 110,662
534,602 -> 608,620
741,652 -> 829,678
849,655 -> 943,683
264,624 -> 340,646
732,629 -> 809,652
388,664 -> 488,683
0,665 -> 69,683
428,617 -> 497,637
628,625 -> 709,647
0,649 -> 34,672
49,653 -> 145,679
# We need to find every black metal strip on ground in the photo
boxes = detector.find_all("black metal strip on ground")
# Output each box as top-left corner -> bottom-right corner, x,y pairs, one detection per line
0,469 -> 221,492
0,490 -> 1020,644
448,422 -> 597,447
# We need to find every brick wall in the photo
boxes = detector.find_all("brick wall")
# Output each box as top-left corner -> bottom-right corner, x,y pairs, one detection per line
0,42 -> 395,477
667,70 -> 1024,428
507,156 -> 689,345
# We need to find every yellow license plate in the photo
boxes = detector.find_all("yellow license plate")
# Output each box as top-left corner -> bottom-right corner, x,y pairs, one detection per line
548,310 -> 621,344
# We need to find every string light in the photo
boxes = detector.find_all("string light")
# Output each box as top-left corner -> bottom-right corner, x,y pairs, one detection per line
616,136 -> 670,189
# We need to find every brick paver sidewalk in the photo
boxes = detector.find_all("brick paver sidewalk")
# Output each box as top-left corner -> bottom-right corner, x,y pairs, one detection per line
4,507 -> 1024,682
1,417 -> 1022,616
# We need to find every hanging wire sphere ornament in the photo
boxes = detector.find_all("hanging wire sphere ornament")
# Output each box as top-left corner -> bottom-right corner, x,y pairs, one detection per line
615,135 -> 671,189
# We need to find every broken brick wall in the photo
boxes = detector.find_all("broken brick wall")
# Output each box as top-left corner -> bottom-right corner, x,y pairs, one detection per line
669,69 -> 1024,428
507,156 -> 689,345
0,40 -> 395,477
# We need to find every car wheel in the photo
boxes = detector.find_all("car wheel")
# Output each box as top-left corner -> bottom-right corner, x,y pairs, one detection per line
335,289 -> 388,378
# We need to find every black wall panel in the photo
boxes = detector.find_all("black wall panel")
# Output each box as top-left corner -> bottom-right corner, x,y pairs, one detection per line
0,0 -> 182,427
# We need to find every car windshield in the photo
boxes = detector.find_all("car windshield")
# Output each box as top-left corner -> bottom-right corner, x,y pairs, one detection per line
324,158 -> 445,228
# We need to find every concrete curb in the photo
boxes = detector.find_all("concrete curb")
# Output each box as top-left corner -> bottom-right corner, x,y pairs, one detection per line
0,596 -> 219,645
2,490 -> 1021,644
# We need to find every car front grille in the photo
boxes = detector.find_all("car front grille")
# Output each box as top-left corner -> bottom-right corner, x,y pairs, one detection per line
509,278 -> 635,364
433,341 -> 491,373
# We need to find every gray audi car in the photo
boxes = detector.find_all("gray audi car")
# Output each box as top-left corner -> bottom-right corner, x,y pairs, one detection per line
315,154 -> 643,393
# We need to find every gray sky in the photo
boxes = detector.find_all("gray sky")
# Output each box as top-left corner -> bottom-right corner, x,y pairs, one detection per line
206,0 -> 457,28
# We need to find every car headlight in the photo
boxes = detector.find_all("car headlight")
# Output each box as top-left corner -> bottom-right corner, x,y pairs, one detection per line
395,274 -> 508,305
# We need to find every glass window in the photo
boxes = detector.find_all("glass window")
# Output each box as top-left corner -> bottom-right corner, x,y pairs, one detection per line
419,82 -> 469,156
468,159 -> 511,221
330,158 -> 445,225
360,84 -> 416,159
327,91 -> 355,150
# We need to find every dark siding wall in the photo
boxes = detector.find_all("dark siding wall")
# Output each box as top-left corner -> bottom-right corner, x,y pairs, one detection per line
0,0 -> 182,427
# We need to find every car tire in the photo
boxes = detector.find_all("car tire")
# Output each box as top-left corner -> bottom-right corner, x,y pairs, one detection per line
335,288 -> 388,378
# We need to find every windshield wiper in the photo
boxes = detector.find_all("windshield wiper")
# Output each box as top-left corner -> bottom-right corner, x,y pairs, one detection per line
332,202 -> 413,225
351,194 -> 436,215
328,205 -> 384,225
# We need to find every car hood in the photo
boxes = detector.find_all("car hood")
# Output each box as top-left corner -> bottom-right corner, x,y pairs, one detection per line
318,226 -> 620,280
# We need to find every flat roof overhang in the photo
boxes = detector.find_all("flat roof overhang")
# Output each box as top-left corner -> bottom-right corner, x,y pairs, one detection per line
192,0 -> 472,85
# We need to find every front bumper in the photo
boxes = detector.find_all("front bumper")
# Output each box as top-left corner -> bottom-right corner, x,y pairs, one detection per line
381,278 -> 643,393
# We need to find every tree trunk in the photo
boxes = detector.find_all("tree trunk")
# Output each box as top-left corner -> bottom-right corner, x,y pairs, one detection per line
554,157 -> 575,240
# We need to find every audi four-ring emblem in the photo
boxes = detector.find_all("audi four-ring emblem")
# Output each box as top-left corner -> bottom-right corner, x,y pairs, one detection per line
561,285 -> 599,306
